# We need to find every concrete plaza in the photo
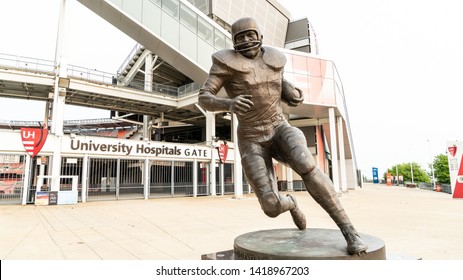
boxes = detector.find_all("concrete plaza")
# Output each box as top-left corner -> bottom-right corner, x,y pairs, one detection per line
0,183 -> 461,260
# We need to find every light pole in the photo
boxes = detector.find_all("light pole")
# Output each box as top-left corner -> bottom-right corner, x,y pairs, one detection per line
396,164 -> 399,186
410,162 -> 414,183
409,148 -> 414,183
427,140 -> 436,189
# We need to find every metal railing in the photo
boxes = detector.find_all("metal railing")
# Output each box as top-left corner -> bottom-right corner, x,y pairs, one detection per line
67,64 -> 115,85
0,52 -> 200,98
0,154 -> 25,205
117,43 -> 143,77
418,182 -> 452,194
0,120 -> 46,127
0,53 -> 54,73
277,180 -> 306,192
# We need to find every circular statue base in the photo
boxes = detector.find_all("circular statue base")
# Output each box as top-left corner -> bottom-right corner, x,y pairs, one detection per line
233,228 -> 386,260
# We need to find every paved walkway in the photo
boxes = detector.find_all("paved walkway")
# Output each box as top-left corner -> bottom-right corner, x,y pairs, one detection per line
0,183 -> 461,260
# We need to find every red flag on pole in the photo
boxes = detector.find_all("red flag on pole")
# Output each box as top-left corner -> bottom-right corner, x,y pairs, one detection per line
217,143 -> 228,163
21,127 -> 48,157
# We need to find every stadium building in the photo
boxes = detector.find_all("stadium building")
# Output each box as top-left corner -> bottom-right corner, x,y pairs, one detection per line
0,0 -> 360,205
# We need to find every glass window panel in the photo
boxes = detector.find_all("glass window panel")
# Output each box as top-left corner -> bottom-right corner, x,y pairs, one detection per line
162,0 -> 179,18
283,53 -> 294,74
293,74 -> 309,97
292,55 -> 308,74
197,17 -> 213,45
308,77 -> 323,103
321,82 -> 336,105
179,25 -> 197,61
161,12 -> 179,47
151,0 -> 161,6
307,57 -> 322,78
225,38 -> 233,50
214,29 -> 226,50
323,60 -> 334,79
294,74 -> 309,100
123,0 -> 143,21
143,0 -> 162,35
283,72 -> 295,85
110,0 -> 123,8
180,3 -> 197,32
197,39 -> 214,69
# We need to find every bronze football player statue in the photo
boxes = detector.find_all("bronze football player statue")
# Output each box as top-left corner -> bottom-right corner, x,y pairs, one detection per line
198,17 -> 367,255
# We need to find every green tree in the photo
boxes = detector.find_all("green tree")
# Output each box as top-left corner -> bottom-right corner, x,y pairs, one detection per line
384,162 -> 430,183
432,154 -> 450,184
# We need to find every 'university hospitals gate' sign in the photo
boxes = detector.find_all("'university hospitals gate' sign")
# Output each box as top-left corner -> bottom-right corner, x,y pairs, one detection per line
446,141 -> 463,198
20,127 -> 48,157
63,137 -> 219,160
15,131 -> 232,161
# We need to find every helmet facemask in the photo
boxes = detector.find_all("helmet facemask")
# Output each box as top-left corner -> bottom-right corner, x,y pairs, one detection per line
231,18 -> 263,54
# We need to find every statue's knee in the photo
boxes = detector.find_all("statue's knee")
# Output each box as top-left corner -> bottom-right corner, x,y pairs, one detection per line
293,160 -> 316,177
260,192 -> 281,218
289,147 -> 316,175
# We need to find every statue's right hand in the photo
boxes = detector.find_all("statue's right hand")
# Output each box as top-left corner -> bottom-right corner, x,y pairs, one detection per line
229,95 -> 254,115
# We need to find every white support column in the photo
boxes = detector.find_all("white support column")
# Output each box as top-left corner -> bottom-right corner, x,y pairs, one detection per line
21,155 -> 32,205
284,114 -> 293,191
50,137 -> 62,192
171,161 -> 175,196
329,108 -> 340,193
81,155 -> 88,203
337,116 -> 348,193
116,159 -> 121,199
210,150 -> 217,196
39,159 -> 46,186
51,0 -> 69,134
142,52 -> 154,196
220,163 -> 224,195
50,0 -> 69,191
286,165 -> 294,192
193,159 -> 198,197
232,114 -> 243,199
144,158 -> 150,199
196,105 -> 217,196
50,91 -> 64,191
205,111 -> 217,196
143,52 -> 153,141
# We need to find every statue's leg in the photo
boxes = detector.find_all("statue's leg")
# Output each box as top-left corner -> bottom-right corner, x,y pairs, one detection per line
300,167 -> 367,254
274,124 -> 367,254
239,143 -> 306,229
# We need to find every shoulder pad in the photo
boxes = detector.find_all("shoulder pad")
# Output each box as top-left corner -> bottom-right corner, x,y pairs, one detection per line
212,49 -> 248,72
212,49 -> 239,65
262,47 -> 286,70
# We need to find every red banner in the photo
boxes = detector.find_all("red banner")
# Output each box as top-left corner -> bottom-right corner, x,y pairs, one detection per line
386,173 -> 392,186
453,154 -> 463,198
448,145 -> 457,157
20,127 -> 48,157
217,143 -> 228,163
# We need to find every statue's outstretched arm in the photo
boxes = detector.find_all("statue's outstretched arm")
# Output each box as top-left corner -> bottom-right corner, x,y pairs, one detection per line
198,92 -> 254,116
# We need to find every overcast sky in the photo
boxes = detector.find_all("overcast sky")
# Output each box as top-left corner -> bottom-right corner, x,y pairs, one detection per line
1,0 -> 462,179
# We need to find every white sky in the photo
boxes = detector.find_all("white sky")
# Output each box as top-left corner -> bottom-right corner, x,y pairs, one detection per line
1,0 -> 462,179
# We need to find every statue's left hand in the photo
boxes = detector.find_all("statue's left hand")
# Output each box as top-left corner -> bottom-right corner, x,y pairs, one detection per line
229,95 -> 254,115
282,80 -> 304,107
286,88 -> 304,107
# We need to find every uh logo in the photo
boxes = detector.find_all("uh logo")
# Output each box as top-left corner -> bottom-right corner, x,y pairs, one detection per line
20,125 -> 48,157
217,142 -> 228,164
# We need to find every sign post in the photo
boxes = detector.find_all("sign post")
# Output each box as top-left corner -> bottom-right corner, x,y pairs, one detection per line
447,142 -> 463,198
372,167 -> 379,184
386,173 -> 392,186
